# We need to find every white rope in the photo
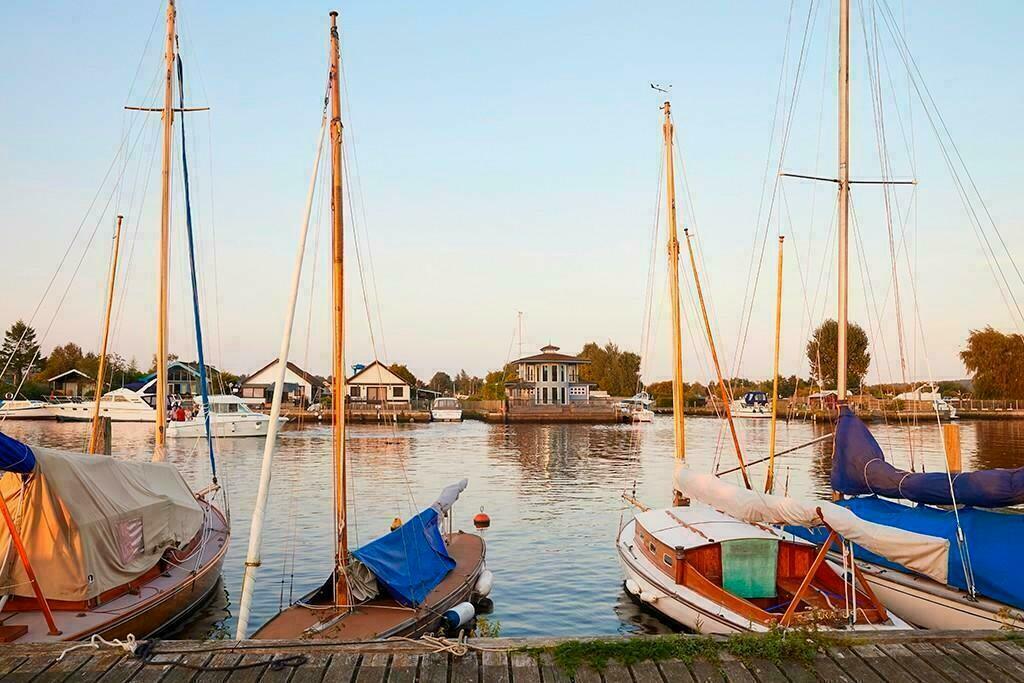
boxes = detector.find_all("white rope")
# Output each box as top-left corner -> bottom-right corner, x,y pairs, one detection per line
56,633 -> 137,662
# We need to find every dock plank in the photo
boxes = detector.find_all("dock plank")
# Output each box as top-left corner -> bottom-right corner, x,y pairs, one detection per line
537,653 -> 570,683
935,642 -> 1007,683
162,652 -> 213,683
194,654 -> 245,683
451,652 -> 479,683
509,652 -> 540,683
717,654 -> 755,683
601,661 -> 631,683
965,640 -> 1024,681
419,652 -> 449,683
386,653 -> 418,683
224,654 -> 271,683
688,657 -> 725,683
899,641 -> 977,682
78,654 -> 128,682
630,660 -> 664,683
480,649 -> 507,683
30,652 -> 92,681
658,659 -> 695,683
742,657 -> 789,683
827,647 -> 883,683
570,666 -> 601,683
356,653 -> 390,683
849,644 -> 919,683
990,639 -> 1024,668
806,653 -> 854,683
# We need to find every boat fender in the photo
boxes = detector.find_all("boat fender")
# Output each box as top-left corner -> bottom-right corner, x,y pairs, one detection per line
442,602 -> 476,631
640,591 -> 659,605
474,569 -> 494,597
624,579 -> 641,596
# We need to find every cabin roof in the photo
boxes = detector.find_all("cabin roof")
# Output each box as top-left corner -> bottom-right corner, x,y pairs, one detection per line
346,360 -> 409,386
635,505 -> 780,550
47,369 -> 92,382
511,352 -> 590,365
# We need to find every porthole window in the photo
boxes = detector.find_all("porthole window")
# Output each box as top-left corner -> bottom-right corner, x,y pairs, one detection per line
663,554 -> 673,566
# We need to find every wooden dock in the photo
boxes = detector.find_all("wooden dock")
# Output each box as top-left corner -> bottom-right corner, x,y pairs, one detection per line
5,630 -> 1024,682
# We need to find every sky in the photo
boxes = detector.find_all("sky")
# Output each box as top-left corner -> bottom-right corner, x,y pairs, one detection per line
1,1 -> 1022,386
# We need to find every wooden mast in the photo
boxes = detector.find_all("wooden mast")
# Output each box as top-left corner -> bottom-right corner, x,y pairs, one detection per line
836,0 -> 850,403
683,229 -> 752,490
88,215 -> 123,455
663,102 -> 687,505
328,10 -> 351,607
766,235 -> 784,493
154,0 -> 175,461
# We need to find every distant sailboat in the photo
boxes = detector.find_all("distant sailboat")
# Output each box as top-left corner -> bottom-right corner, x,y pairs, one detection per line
233,12 -> 490,641
0,0 -> 227,642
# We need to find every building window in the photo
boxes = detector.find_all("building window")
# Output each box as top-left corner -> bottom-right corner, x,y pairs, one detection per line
542,366 -> 548,382
350,386 -> 361,397
542,387 -> 548,403
560,387 -> 565,404
560,366 -> 565,382
393,386 -> 404,398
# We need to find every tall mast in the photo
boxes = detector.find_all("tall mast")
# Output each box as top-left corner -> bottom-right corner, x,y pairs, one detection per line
154,0 -> 175,460
328,10 -> 351,607
88,215 -> 123,455
836,0 -> 850,402
663,102 -> 686,504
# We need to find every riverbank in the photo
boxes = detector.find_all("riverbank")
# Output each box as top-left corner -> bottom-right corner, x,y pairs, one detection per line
7,630 -> 1022,681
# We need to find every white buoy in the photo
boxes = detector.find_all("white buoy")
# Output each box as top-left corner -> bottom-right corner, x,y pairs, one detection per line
474,569 -> 494,598
442,601 -> 476,630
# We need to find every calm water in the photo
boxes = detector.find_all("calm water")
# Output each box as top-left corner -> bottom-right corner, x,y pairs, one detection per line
5,415 -> 1024,638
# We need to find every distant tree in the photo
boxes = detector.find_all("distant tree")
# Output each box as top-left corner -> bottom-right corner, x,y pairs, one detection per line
960,327 -> 1024,399
578,341 -> 641,396
454,369 -> 479,396
806,319 -> 870,391
388,363 -> 419,388
149,353 -> 179,373
1,320 -> 42,389
476,364 -> 517,400
645,380 -> 673,399
42,342 -> 92,380
428,371 -> 453,394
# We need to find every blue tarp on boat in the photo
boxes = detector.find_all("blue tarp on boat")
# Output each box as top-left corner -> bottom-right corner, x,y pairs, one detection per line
0,431 -> 35,473
832,406 -> 1024,507
351,507 -> 455,607
788,496 -> 1024,611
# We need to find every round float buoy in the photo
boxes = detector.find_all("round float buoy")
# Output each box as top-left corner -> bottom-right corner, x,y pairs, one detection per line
390,517 -> 403,532
473,507 -> 491,529
442,601 -> 475,631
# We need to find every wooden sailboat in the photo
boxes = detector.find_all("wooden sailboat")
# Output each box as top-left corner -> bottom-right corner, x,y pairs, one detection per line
783,0 -> 1024,631
614,100 -> 929,634
0,0 -> 228,642
234,12 -> 488,641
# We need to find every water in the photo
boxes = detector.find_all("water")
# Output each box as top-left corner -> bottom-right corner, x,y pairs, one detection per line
4,415 -> 1024,638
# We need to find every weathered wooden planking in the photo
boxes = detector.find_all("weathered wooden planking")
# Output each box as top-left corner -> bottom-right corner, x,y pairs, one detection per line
1,631 -> 1024,681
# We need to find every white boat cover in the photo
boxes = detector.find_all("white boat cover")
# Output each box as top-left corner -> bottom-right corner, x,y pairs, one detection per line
0,446 -> 203,601
431,479 -> 468,515
674,466 -> 949,584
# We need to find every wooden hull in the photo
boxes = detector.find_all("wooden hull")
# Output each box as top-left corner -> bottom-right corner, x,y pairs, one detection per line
252,532 -> 485,640
0,498 -> 229,642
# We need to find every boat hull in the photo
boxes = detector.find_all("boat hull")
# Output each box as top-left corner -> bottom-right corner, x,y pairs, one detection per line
54,403 -> 155,422
0,405 -> 56,420
0,498 -> 229,642
252,531 -> 485,640
851,557 -> 1023,630
431,409 -> 463,422
167,416 -> 288,438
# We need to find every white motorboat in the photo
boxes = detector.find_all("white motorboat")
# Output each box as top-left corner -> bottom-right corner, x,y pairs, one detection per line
430,397 -> 463,422
731,391 -> 771,419
894,384 -> 958,419
0,398 -> 55,420
53,387 -> 156,422
619,391 -> 655,422
167,395 -> 288,438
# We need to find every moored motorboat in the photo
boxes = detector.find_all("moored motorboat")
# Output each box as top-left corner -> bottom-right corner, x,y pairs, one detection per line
0,399 -> 55,421
430,397 -> 464,422
53,387 -> 156,423
731,391 -> 771,419
167,395 -> 287,438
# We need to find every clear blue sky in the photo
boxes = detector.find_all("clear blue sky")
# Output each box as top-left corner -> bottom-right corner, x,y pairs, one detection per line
2,1 -> 1021,385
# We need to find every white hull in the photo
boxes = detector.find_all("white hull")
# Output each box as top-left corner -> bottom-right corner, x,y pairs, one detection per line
167,415 -> 288,438
853,557 -> 1023,630
616,518 -> 910,634
732,409 -> 771,419
431,409 -> 463,422
0,402 -> 56,420
54,402 -> 155,422
631,409 -> 655,423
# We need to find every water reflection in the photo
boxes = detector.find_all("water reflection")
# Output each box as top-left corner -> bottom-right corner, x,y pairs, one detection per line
1,415 -> 1022,637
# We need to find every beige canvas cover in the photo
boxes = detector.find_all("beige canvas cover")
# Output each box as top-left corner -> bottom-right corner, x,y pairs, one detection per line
0,446 -> 203,601
675,466 -> 950,584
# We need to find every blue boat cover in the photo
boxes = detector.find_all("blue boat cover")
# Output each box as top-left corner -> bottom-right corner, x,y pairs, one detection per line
351,507 -> 455,607
832,406 -> 1024,507
0,431 -> 36,473
788,496 -> 1024,611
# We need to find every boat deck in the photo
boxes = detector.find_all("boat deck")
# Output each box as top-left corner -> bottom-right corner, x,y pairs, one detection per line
3,630 -> 1024,681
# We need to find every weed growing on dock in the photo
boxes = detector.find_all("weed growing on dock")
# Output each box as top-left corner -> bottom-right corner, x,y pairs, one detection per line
524,628 -> 826,674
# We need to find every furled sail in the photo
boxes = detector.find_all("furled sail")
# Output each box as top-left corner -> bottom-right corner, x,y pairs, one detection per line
350,480 -> 467,606
674,466 -> 950,583
832,406 -> 1024,507
0,433 -> 203,601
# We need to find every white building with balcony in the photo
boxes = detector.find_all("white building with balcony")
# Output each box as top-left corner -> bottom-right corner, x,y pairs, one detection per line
505,344 -> 593,405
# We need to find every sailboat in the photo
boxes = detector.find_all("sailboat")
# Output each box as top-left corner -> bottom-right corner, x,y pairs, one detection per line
233,12 -> 490,641
613,99 -> 954,634
0,0 -> 228,642
743,0 -> 1024,631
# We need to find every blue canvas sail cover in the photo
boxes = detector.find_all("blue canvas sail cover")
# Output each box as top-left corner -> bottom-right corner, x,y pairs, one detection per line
789,496 -> 1024,611
832,406 -> 1024,507
0,431 -> 36,473
351,507 -> 455,607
